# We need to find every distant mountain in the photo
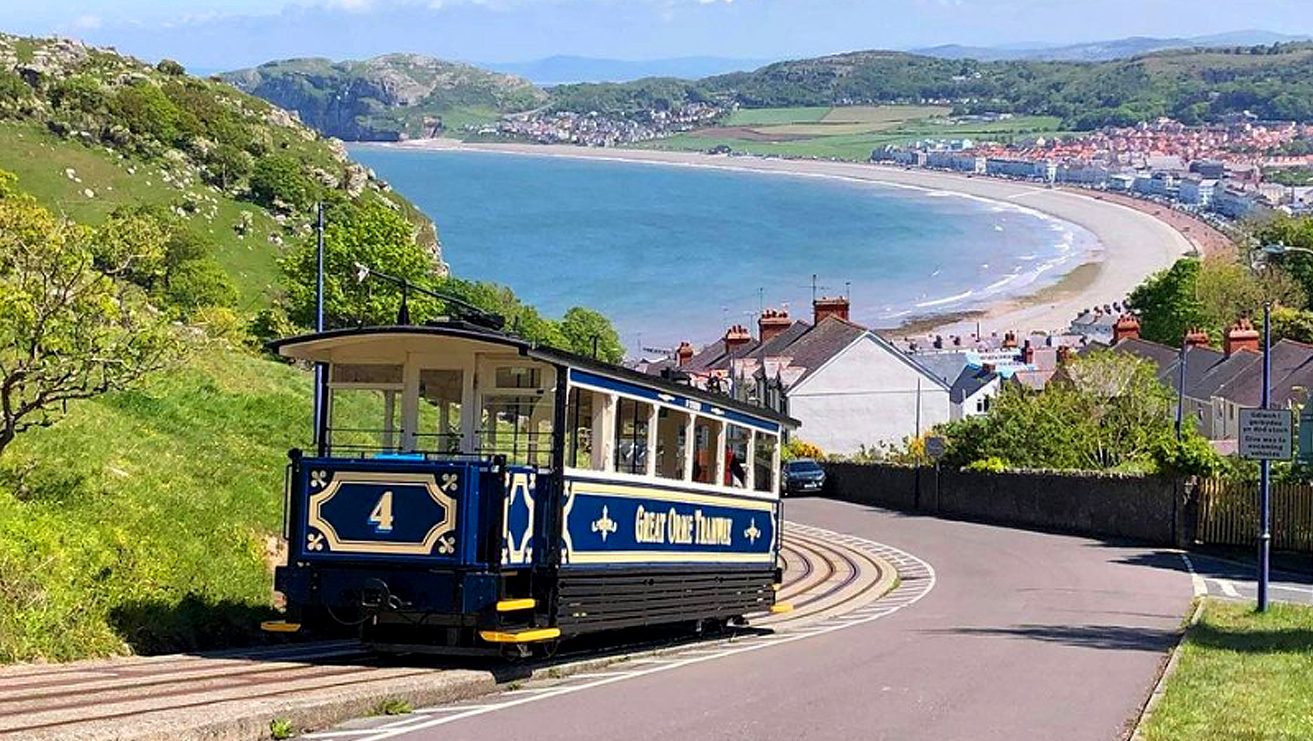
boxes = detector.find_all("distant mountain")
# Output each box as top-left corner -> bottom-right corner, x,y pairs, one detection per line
222,54 -> 548,141
483,55 -> 772,85
913,30 -> 1310,62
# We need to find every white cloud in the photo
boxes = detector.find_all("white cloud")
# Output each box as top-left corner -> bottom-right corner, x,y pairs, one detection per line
72,14 -> 103,29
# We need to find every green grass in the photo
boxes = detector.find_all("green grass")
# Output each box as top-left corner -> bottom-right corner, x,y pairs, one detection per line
1142,599 -> 1313,741
0,121 -> 284,307
0,343 -> 315,662
640,113 -> 1070,163
723,106 -> 831,126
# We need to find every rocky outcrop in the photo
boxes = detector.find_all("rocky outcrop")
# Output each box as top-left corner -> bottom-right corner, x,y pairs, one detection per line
223,54 -> 548,141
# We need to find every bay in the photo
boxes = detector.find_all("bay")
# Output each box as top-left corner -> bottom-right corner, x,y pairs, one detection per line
351,147 -> 1096,351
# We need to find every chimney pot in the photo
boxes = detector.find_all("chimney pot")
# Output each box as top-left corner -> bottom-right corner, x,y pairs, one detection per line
724,324 -> 752,352
758,307 -> 793,344
676,341 -> 695,366
1223,318 -> 1260,356
1113,313 -> 1141,344
1184,328 -> 1211,349
812,296 -> 850,325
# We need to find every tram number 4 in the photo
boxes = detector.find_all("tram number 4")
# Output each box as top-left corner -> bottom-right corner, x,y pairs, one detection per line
369,491 -> 395,533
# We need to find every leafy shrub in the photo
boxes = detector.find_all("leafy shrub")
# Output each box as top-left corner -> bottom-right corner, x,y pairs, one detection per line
783,438 -> 825,461
163,257 -> 238,314
156,59 -> 186,76
249,156 -> 314,211
964,457 -> 1009,473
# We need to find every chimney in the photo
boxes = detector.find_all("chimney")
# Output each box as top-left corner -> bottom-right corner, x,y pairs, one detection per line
1056,346 -> 1073,364
1022,339 -> 1035,365
758,308 -> 792,344
1224,318 -> 1260,357
676,341 -> 694,366
1002,331 -> 1018,350
1184,328 -> 1211,349
813,296 -> 850,325
1113,313 -> 1141,344
724,324 -> 752,352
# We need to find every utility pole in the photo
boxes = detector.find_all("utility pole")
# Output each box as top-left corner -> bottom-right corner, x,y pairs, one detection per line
1175,340 -> 1187,441
313,202 -> 326,456
1259,301 -> 1272,612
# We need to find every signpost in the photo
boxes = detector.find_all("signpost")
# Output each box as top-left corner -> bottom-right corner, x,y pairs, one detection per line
925,436 -> 947,461
1239,409 -> 1293,461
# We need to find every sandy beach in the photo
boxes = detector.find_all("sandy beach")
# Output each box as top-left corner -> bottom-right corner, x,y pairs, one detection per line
390,139 -> 1201,338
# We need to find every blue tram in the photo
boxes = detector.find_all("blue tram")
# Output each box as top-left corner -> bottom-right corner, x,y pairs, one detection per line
267,321 -> 796,655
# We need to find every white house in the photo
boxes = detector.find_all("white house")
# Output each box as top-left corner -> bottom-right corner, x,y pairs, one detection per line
786,331 -> 951,454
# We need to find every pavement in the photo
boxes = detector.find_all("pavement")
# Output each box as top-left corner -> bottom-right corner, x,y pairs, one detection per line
1183,551 -> 1313,606
307,499 -> 1197,741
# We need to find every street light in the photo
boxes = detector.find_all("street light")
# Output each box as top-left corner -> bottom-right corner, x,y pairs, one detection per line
1260,241 -> 1313,257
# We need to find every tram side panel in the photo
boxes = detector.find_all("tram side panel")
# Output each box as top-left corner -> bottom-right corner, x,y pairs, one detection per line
554,475 -> 779,634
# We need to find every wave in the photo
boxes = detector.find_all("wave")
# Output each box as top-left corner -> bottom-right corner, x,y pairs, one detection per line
916,289 -> 976,309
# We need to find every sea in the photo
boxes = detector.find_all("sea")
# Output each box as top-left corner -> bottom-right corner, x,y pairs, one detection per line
350,147 -> 1099,352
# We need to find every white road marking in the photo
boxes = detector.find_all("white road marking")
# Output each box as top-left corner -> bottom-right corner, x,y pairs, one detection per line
343,526 -> 936,741
1180,554 -> 1207,597
1214,579 -> 1241,598
1272,583 -> 1313,595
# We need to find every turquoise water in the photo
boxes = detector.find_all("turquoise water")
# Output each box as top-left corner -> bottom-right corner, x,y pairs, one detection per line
351,148 -> 1096,350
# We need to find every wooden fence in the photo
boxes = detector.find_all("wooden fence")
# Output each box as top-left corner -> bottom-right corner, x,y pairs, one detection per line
1197,478 -> 1313,552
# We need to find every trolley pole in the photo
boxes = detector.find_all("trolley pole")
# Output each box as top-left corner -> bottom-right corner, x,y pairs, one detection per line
1258,302 -> 1272,612
313,203 -> 326,455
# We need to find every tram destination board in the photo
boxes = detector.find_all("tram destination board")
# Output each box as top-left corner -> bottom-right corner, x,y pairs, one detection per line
1239,408 -> 1293,461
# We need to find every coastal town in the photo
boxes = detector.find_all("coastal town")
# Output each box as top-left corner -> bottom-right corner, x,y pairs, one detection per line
872,117 -> 1313,221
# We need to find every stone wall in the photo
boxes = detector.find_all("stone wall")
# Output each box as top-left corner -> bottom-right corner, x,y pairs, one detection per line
821,462 -> 1194,546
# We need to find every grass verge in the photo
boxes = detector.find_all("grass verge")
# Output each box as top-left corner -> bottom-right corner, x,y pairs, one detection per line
0,341 -> 312,662
1141,598 -> 1313,741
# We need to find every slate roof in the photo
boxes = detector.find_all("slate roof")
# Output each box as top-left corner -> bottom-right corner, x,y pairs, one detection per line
915,352 -> 975,388
1111,337 -> 1180,379
1215,341 -> 1313,407
780,317 -> 869,386
949,366 -> 999,403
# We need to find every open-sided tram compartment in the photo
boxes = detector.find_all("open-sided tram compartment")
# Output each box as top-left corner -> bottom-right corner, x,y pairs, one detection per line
269,323 -> 796,653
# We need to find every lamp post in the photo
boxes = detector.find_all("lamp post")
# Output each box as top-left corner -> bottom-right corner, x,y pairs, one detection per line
1259,300 -> 1272,612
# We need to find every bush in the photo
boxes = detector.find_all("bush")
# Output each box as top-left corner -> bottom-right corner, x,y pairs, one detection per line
156,59 -> 186,76
248,156 -> 314,211
964,457 -> 1009,473
783,438 -> 825,461
163,258 -> 238,314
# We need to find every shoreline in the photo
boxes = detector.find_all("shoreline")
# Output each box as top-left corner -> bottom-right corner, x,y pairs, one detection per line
380,138 -> 1199,338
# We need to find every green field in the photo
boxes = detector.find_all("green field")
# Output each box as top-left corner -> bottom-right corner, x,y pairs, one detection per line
0,121 -> 284,308
1142,599 -> 1313,741
646,108 -> 1068,162
722,106 -> 831,126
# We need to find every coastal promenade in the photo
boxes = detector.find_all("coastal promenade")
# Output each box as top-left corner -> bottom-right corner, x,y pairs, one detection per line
399,139 -> 1196,338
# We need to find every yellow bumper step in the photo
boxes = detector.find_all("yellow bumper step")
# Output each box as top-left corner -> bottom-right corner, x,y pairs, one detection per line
479,627 -> 561,644
769,601 -> 794,614
495,598 -> 537,612
260,620 -> 302,633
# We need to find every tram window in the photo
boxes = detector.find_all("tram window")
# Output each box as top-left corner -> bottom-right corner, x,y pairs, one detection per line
479,391 -> 555,467
495,366 -> 541,389
417,369 -> 463,454
326,364 -> 403,456
753,432 -> 778,493
655,407 -> 689,481
328,388 -> 400,455
613,398 -> 651,475
725,425 -> 750,488
692,417 -> 721,484
566,388 -> 603,470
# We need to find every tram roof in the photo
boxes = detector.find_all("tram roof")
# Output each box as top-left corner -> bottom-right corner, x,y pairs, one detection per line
270,323 -> 799,429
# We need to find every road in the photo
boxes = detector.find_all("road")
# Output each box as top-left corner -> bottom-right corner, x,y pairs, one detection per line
316,499 -> 1195,741
1186,552 -> 1313,606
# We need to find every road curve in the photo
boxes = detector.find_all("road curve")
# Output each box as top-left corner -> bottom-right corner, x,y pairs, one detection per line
363,499 -> 1193,741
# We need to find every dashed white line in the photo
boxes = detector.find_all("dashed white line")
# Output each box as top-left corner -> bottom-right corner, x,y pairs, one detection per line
1214,578 -> 1241,598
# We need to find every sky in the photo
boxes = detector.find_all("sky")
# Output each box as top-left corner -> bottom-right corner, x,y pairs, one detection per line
5,0 -> 1312,71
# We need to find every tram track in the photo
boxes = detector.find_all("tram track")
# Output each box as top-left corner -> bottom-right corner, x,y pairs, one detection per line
0,522 -> 922,741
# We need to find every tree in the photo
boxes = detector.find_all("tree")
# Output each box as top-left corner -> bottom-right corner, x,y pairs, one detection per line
156,59 -> 186,76
0,172 -> 175,458
1195,257 -> 1304,336
248,156 -> 314,211
938,351 -> 1222,475
281,199 -> 438,327
1126,258 -> 1206,345
163,257 -> 238,315
559,307 -> 624,363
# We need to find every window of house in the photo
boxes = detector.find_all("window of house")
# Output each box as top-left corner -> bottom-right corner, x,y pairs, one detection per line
692,417 -> 721,484
416,369 -> 463,454
327,364 -> 404,456
725,424 -> 750,488
613,397 -> 652,475
566,387 -> 602,470
753,432 -> 777,493
655,407 -> 689,481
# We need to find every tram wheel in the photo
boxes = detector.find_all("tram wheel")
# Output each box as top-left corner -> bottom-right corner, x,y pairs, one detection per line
534,638 -> 561,659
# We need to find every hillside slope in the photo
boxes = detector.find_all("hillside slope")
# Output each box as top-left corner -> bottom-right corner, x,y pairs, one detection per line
223,54 -> 548,141
548,43 -> 1313,129
0,35 -> 444,303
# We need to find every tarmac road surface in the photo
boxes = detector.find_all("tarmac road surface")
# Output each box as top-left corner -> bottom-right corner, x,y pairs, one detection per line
330,498 -> 1194,741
